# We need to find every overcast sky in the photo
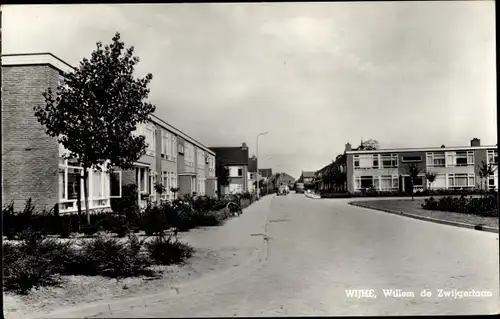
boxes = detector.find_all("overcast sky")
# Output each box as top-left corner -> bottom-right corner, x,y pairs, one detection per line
2,2 -> 496,178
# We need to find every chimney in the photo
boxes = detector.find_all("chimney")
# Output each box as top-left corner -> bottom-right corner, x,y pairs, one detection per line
470,138 -> 480,147
241,142 -> 247,150
345,143 -> 352,152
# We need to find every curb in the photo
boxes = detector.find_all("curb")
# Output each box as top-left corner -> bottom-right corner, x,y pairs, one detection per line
348,202 -> 499,234
304,193 -> 321,200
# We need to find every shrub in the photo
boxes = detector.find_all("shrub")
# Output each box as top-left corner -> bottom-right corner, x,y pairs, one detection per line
140,203 -> 170,236
146,234 -> 194,265
77,234 -> 154,278
422,194 -> 498,217
3,230 -> 62,294
111,183 -> 139,215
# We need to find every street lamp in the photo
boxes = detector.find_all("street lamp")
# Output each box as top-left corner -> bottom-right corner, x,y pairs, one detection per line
256,131 -> 268,200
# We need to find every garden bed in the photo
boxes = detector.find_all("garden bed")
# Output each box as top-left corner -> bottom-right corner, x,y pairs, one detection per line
3,246 -> 248,319
350,199 -> 498,230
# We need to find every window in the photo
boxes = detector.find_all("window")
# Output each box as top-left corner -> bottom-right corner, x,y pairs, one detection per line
380,175 -> 399,190
488,174 -> 498,190
178,144 -> 184,155
184,143 -> 195,166
149,170 -> 157,201
426,152 -> 445,167
197,149 -> 205,169
445,151 -> 474,167
428,174 -> 446,189
448,173 -> 475,188
354,155 -> 378,169
354,176 -> 375,189
487,150 -> 498,165
238,168 -> 243,177
380,154 -> 398,168
401,156 -> 422,163
92,170 -> 104,199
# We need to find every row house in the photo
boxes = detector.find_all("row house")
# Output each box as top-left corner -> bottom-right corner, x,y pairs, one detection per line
314,154 -> 347,192
2,53 -> 216,213
345,138 -> 498,193
210,143 -> 250,195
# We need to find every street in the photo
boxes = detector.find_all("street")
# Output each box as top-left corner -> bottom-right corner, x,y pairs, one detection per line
38,193 -> 499,317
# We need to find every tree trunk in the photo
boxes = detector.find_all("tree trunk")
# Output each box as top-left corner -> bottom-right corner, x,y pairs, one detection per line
83,168 -> 91,225
76,174 -> 83,231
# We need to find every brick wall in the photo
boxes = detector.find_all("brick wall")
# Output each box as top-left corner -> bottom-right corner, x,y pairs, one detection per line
2,65 -> 60,211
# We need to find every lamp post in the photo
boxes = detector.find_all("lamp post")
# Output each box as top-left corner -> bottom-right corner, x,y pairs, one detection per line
256,131 -> 268,200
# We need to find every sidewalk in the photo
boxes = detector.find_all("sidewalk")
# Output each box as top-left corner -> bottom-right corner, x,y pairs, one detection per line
27,195 -> 275,319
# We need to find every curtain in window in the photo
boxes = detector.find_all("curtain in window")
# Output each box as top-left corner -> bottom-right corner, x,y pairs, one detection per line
92,170 -> 103,198
380,176 -> 392,190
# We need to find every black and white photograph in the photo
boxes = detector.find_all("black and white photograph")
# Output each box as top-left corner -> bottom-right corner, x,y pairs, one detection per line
1,1 -> 498,317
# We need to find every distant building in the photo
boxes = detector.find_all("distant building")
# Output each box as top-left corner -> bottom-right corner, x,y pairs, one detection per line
259,168 -> 273,179
210,143 -> 250,195
247,155 -> 260,193
300,171 -> 315,185
345,138 -> 498,193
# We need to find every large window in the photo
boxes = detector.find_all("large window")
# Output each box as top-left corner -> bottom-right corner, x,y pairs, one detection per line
59,159 -> 121,212
487,150 -> 498,165
161,171 -> 178,201
354,176 -> 375,190
428,174 -> 446,189
197,149 -> 205,169
445,151 -> 474,167
380,154 -> 398,168
354,155 -> 378,169
161,130 -> 177,162
184,143 -> 195,166
426,152 -> 445,167
196,174 -> 206,195
229,166 -> 243,177
208,155 -> 215,176
134,122 -> 156,157
448,173 -> 475,188
488,173 -> 498,190
379,175 -> 399,190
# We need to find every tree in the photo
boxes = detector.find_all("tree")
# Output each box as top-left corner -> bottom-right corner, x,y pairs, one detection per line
216,162 -> 231,196
34,32 -> 156,224
478,160 -> 496,196
362,139 -> 380,150
405,163 -> 423,201
425,171 -> 437,193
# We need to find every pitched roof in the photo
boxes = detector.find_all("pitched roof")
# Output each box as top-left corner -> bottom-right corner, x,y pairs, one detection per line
210,147 -> 249,165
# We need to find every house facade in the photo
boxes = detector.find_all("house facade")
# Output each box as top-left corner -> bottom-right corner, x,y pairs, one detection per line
210,143 -> 250,195
300,171 -> 315,186
2,53 -> 217,213
345,138 -> 498,193
315,154 -> 347,192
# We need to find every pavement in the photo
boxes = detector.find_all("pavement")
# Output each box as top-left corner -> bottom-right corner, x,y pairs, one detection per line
33,193 -> 499,317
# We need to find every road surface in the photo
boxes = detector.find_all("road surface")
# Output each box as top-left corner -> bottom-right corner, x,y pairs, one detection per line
38,193 -> 499,317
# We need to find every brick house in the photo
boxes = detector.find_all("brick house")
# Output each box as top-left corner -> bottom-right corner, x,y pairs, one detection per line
2,53 -> 217,212
345,138 -> 498,193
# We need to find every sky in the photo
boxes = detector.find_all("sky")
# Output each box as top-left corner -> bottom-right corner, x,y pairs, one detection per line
2,2 -> 496,179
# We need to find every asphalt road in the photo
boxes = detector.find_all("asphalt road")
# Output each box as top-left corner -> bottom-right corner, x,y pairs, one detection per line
39,193 -> 499,317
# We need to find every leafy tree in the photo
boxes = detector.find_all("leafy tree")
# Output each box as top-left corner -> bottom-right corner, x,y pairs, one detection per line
216,162 -> 231,196
405,163 -> 423,201
425,171 -> 437,193
34,32 -> 156,224
478,160 -> 496,196
362,139 -> 380,150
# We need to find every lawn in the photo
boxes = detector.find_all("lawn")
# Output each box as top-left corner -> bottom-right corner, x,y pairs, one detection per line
350,199 -> 499,230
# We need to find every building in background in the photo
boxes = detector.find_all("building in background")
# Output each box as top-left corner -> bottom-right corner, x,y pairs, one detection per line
247,155 -> 260,193
210,143 -> 250,195
269,173 -> 295,190
299,171 -> 316,188
259,168 -> 273,179
315,153 -> 347,192
2,53 -> 216,212
345,138 -> 498,193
